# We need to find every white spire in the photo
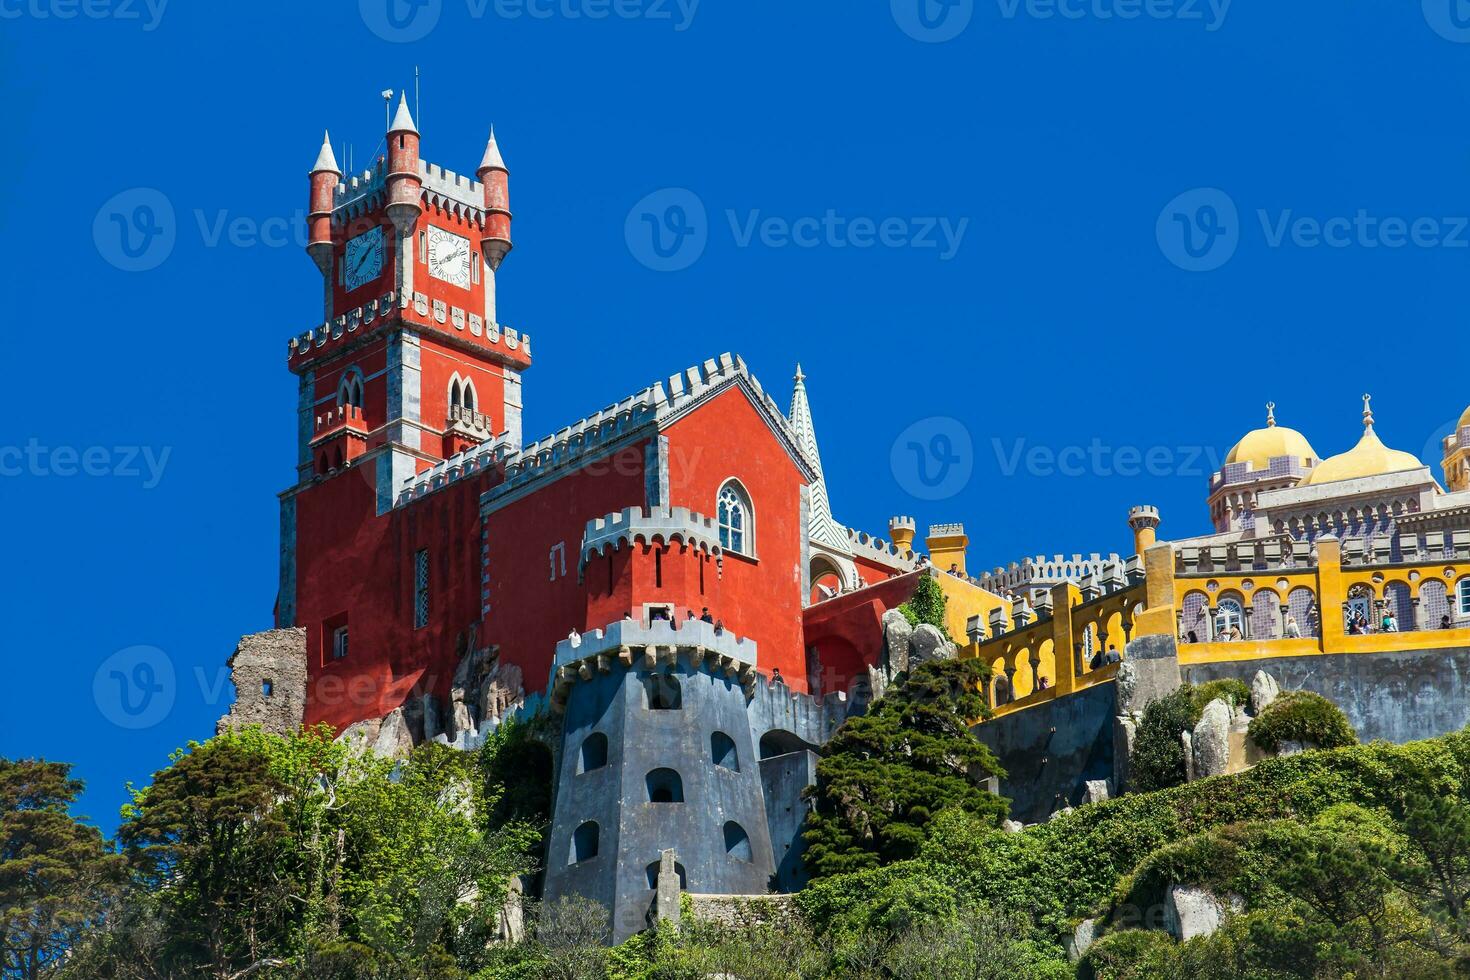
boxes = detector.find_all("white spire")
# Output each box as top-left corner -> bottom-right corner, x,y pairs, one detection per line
479,126 -> 507,172
788,365 -> 850,555
311,130 -> 341,174
389,91 -> 418,134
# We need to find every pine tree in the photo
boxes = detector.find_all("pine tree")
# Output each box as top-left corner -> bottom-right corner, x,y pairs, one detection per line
803,659 -> 1007,878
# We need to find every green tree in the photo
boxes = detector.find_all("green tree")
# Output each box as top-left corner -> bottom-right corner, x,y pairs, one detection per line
1128,686 -> 1198,792
117,737 -> 298,979
0,759 -> 123,980
803,659 -> 1006,878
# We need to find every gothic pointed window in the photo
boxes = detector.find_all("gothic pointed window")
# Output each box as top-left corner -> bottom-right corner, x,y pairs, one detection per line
463,381 -> 476,413
718,481 -> 752,556
338,369 -> 364,410
450,378 -> 462,412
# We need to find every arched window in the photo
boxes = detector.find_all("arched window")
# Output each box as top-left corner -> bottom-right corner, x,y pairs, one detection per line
338,368 -> 364,409
1459,579 -> 1470,617
450,378 -> 462,411
711,731 -> 739,771
759,729 -> 812,760
723,821 -> 752,862
645,859 -> 687,890
645,768 -> 684,803
570,822 -> 599,864
1217,597 -> 1244,637
717,480 -> 752,556
463,380 -> 476,412
579,733 -> 608,773
644,674 -> 682,710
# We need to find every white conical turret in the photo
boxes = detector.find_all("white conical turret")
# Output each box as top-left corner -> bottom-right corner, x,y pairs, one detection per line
788,366 -> 850,555
311,130 -> 341,175
389,92 -> 418,135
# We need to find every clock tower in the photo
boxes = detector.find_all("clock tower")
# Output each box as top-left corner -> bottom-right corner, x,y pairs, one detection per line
289,97 -> 530,513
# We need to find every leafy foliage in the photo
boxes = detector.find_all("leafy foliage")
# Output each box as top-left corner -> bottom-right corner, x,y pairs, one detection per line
1247,690 -> 1357,753
802,659 -> 1006,878
898,574 -> 952,643
1189,679 -> 1251,714
1128,686 -> 1198,792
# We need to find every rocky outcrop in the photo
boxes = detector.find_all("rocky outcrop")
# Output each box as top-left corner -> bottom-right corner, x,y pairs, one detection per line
882,609 -> 914,674
908,624 -> 957,667
1112,713 -> 1138,793
1164,885 -> 1243,941
216,629 -> 308,737
1114,635 -> 1183,715
1250,670 -> 1281,715
371,706 -> 415,758
1083,779 -> 1111,804
1002,819 -> 1025,834
1191,699 -> 1233,780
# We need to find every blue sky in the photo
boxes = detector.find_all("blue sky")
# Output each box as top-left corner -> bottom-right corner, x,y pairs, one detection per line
3,0 -> 1469,830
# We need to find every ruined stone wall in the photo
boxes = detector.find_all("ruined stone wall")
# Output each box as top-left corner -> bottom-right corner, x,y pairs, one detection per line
216,629 -> 308,736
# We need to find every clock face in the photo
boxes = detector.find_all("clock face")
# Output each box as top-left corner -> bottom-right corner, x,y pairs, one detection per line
343,226 -> 385,292
426,226 -> 472,289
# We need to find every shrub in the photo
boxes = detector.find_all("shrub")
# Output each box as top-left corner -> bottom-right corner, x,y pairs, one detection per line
1247,691 -> 1357,754
1191,678 -> 1251,714
1128,687 -> 1198,792
899,573 -> 952,642
1080,929 -> 1178,980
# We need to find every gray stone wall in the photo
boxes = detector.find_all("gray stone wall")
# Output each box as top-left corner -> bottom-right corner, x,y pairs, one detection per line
759,749 -> 819,892
1182,645 -> 1470,745
973,681 -> 1118,825
216,629 -> 308,737
542,658 -> 778,944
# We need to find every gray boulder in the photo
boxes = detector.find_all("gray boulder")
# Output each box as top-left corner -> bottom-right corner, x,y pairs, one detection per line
371,706 -> 415,759
1002,819 -> 1025,834
882,609 -> 914,673
1067,918 -> 1098,962
908,624 -> 957,667
1191,698 -> 1233,779
1250,670 -> 1280,715
1083,779 -> 1111,804
1164,885 -> 1243,941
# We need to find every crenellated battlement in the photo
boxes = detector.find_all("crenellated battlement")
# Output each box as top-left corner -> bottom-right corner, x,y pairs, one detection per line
285,290 -> 531,366
844,527 -> 919,567
549,619 -> 760,710
580,506 -> 724,573
419,160 -> 486,220
328,158 -> 487,224
476,352 -> 808,514
975,552 -> 1124,596
312,404 -> 367,437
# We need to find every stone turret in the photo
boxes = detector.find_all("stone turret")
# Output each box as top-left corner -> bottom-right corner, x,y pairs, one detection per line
1129,505 -> 1161,555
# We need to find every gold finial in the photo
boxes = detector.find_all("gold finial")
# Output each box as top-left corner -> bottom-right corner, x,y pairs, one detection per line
1362,393 -> 1374,428
1266,401 -> 1276,427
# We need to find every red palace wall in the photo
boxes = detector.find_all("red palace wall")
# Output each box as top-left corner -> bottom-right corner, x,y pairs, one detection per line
663,387 -> 810,690
803,570 -> 924,696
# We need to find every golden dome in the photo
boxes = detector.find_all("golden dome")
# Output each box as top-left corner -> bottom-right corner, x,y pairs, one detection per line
1459,403 -> 1470,431
1225,403 -> 1318,471
1304,396 -> 1424,487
